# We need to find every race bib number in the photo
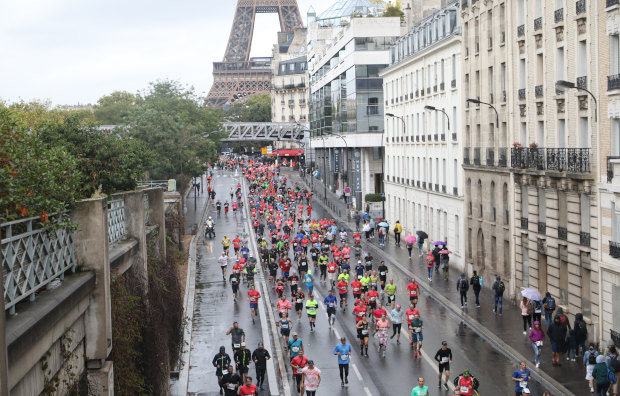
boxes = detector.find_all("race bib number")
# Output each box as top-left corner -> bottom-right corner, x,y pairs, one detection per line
282,323 -> 289,329
297,299 -> 302,303
361,329 -> 368,335
380,272 -> 386,276
460,386 -> 469,393
520,381 -> 528,389
227,384 -> 236,390
329,303 -> 335,307
234,344 -> 241,348
292,346 -> 299,352
441,357 -> 449,363
353,288 -> 360,292
340,354 -> 348,360
222,369 -> 229,375
291,280 -> 297,285
415,327 -> 421,333
370,297 -> 376,301
231,277 -> 237,283
409,315 -> 414,320
358,275 -> 362,280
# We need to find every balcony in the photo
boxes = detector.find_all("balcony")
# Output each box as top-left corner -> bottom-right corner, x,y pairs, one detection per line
475,42 -> 480,53
427,87 -> 431,94
473,147 -> 481,165
535,85 -> 543,98
452,132 -> 457,141
427,134 -> 432,141
546,147 -> 590,173
608,0 -> 619,7
434,133 -> 439,141
538,221 -> 547,234
288,99 -> 295,107
534,17 -> 542,31
435,183 -> 439,191
453,187 -> 458,196
558,226 -> 568,241
422,135 -> 426,142
502,90 -> 507,102
488,37 -> 493,49
609,74 -> 620,91
518,89 -> 526,100
442,185 -> 447,193
555,8 -> 564,22
486,148 -> 495,166
518,24 -> 525,37
610,241 -> 620,258
451,79 -> 457,88
521,217 -> 529,230
498,148 -> 508,167
433,85 -> 438,92
416,136 -> 420,142
607,156 -> 620,182
580,231 -> 591,247
490,93 -> 494,104
577,76 -> 588,90
416,91 -> 419,98
440,82 -> 445,91
280,99 -> 285,105
464,148 -> 470,165
422,182 -> 427,189
510,147 -> 545,170
500,31 -> 506,44
441,133 -> 446,141
576,0 -> 586,15
299,99 -> 307,107
416,181 -> 420,187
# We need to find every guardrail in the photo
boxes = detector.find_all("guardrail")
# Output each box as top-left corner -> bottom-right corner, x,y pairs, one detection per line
107,199 -> 127,245
2,215 -> 76,314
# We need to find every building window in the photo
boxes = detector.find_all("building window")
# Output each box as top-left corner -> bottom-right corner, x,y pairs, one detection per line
611,34 -> 620,75
503,183 -> 509,225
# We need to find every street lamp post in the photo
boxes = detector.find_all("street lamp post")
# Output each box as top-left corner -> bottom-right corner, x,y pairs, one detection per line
424,105 -> 451,131
466,98 -> 499,128
556,80 -> 598,122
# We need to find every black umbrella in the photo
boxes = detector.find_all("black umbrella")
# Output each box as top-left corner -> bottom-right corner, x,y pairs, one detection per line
416,230 -> 428,239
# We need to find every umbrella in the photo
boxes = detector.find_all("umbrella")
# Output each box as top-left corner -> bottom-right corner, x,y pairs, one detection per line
404,235 -> 417,244
416,230 -> 428,239
433,241 -> 447,245
378,222 -> 389,227
438,250 -> 452,254
521,288 -> 542,301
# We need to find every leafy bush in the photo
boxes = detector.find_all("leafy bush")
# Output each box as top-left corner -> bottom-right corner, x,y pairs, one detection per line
365,193 -> 385,202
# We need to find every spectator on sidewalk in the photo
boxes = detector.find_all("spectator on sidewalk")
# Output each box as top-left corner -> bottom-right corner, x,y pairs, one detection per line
532,299 -> 543,324
547,315 -> 568,367
354,212 -> 361,231
520,297 -> 533,335
456,273 -> 469,308
606,345 -> 620,396
529,321 -> 545,368
542,292 -> 556,329
393,221 -> 402,246
369,219 -> 376,239
492,276 -> 505,315
584,344 -> 599,393
566,329 -> 578,362
573,313 -> 588,357
469,271 -> 482,308
592,355 -> 611,396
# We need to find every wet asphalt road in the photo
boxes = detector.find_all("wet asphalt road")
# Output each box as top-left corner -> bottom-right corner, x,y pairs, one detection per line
188,169 -> 547,396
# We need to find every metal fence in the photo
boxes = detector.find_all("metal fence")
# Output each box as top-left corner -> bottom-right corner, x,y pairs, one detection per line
2,215 -> 75,314
107,199 -> 127,245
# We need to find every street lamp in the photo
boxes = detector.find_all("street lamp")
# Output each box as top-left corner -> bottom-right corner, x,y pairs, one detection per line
424,105 -> 451,131
556,80 -> 598,122
466,98 -> 499,128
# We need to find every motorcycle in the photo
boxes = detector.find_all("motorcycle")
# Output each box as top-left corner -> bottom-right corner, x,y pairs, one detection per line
205,225 -> 215,239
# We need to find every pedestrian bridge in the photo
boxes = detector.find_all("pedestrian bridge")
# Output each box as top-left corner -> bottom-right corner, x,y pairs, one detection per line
221,122 -> 307,141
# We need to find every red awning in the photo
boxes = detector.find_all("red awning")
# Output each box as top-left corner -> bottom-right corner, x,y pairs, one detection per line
267,149 -> 304,157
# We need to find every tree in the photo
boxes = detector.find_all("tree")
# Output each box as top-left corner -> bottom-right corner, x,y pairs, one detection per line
225,93 -> 271,123
94,91 -> 142,125
0,108 -> 83,223
127,79 -> 222,185
1,99 -> 96,131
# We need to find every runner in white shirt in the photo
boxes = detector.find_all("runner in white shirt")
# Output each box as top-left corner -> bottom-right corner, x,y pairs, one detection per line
300,360 -> 321,396
219,253 -> 229,281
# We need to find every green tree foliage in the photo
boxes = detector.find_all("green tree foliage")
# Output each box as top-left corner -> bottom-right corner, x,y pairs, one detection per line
127,79 -> 222,182
0,108 -> 82,223
1,99 -> 95,130
226,93 -> 271,123
383,2 -> 404,20
94,91 -> 142,125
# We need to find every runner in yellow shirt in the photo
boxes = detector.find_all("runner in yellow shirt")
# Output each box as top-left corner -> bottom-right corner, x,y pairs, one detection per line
306,295 -> 319,332
222,236 -> 231,254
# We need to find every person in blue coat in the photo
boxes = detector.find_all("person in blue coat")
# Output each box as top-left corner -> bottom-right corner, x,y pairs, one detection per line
333,337 -> 352,387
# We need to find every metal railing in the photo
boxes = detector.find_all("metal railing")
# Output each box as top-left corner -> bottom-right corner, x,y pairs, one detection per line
577,76 -> 588,90
535,85 -> 543,98
108,199 -> 127,245
521,217 -> 529,230
452,133 -> 457,141
555,8 -> 564,22
464,148 -> 470,165
576,0 -> 586,14
558,226 -> 568,241
474,147 -> 481,165
608,0 -> 620,7
518,89 -> 526,100
518,24 -> 525,37
451,79 -> 457,88
486,147 -> 495,166
534,17 -> 542,31
138,180 -> 172,190
453,187 -> 458,196
610,240 -> 620,258
538,221 -> 546,234
609,74 -> 620,91
547,148 -> 591,173
498,148 -> 508,167
580,231 -> 591,247
440,82 -> 445,91
2,215 -> 76,314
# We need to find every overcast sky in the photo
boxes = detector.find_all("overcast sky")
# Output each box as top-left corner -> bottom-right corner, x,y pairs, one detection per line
0,0 -> 335,106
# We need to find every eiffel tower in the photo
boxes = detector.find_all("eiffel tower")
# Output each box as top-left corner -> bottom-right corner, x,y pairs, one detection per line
205,0 -> 303,107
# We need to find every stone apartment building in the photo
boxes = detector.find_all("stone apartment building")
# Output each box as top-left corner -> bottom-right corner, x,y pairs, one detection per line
508,0 -> 601,337
381,1 -> 465,270
597,0 -> 620,347
461,0 -> 514,290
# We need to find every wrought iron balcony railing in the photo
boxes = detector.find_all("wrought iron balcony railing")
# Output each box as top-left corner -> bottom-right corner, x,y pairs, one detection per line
610,240 -> 620,258
518,89 -> 526,100
580,231 -> 591,247
555,8 -> 564,22
535,85 -> 543,98
518,24 -> 525,37
452,132 -> 457,141
440,82 -> 445,91
577,76 -> 588,89
473,147 -> 481,165
486,147 -> 495,166
511,147 -> 590,173
576,0 -> 586,15
453,187 -> 458,196
558,226 -> 568,241
464,148 -> 470,165
521,217 -> 529,230
511,147 -> 545,170
451,79 -> 457,88
608,0 -> 620,7
498,148 -> 508,167
534,17 -> 542,31
608,74 -> 620,91
538,221 -> 546,234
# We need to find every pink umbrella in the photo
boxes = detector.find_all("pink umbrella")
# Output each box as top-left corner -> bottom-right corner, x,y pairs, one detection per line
438,250 -> 452,254
404,235 -> 416,243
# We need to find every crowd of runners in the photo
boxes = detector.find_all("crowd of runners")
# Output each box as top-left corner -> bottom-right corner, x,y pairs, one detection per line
208,160 -> 489,396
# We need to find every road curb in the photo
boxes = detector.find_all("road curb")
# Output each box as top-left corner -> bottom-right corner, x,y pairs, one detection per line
242,178 -> 292,396
295,173 -> 575,396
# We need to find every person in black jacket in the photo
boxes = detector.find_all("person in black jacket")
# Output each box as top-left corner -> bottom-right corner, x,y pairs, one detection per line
252,342 -> 271,391
573,312 -> 588,357
221,364 -> 241,396
469,270 -> 482,308
456,273 -> 469,308
235,342 -> 252,382
547,315 -> 567,367
212,346 -> 232,395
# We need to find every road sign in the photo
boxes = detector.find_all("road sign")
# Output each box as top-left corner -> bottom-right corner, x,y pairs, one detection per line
298,149 -> 302,155
344,186 -> 351,196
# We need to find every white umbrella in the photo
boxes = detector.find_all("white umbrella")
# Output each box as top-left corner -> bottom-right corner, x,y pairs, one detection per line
521,288 -> 542,301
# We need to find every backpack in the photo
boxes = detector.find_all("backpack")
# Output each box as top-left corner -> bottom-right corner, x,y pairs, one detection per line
459,278 -> 468,291
526,302 -> 534,315
611,356 -> 620,373
472,276 -> 481,288
577,320 -> 588,336
609,367 -> 618,384
479,277 -> 484,288
496,281 -> 505,295
544,297 -> 556,311
588,351 -> 597,365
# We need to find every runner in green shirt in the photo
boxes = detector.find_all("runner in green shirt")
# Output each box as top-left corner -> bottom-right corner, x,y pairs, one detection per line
306,295 -> 319,332
337,272 -> 350,284
384,279 -> 397,309
360,273 -> 370,293
411,377 -> 430,396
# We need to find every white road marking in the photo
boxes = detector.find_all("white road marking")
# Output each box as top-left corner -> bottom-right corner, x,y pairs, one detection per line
352,363 -> 362,381
364,386 -> 373,396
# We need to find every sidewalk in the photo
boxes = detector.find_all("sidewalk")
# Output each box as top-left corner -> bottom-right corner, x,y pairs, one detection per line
289,169 -> 582,396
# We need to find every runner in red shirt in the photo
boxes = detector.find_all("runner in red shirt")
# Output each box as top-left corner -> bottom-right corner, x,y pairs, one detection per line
232,236 -> 242,256
290,350 -> 308,393
367,286 -> 379,317
327,262 -> 338,288
405,303 -> 420,344
247,285 -> 261,324
406,278 -> 420,308
373,303 -> 387,328
456,370 -> 474,396
306,205 -> 312,216
336,279 -> 348,312
238,377 -> 258,395
351,279 -> 363,301
352,299 -> 367,322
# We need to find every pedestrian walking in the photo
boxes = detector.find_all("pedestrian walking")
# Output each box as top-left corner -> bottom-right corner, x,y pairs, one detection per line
511,361 -> 532,396
547,315 -> 567,366
393,220 -> 402,246
434,341 -> 452,390
300,360 -> 321,396
566,329 -> 578,361
457,273 -> 469,308
528,321 -> 544,368
334,337 -> 352,386
492,275 -> 505,315
251,342 -> 271,391
584,344 -> 599,393
406,240 -> 414,258
520,297 -> 533,335
574,313 -> 588,357
532,299 -> 543,324
469,271 -> 482,307
592,355 -> 612,396
606,345 -> 620,396
426,253 -> 435,282
354,211 -> 361,231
